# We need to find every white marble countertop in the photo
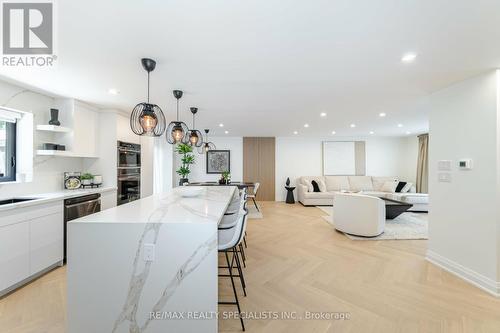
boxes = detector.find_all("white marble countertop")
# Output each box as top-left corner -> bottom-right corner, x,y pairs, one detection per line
0,186 -> 117,212
70,186 -> 236,224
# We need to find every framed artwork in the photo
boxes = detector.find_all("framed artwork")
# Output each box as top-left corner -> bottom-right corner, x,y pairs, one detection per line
206,150 -> 230,174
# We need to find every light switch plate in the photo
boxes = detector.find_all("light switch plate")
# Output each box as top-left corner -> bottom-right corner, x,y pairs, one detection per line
438,160 -> 452,171
438,173 -> 451,182
143,243 -> 155,262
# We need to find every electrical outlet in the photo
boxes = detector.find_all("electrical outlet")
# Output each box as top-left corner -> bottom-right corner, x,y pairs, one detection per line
143,243 -> 155,262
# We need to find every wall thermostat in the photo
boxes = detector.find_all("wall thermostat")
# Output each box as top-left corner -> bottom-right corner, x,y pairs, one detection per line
458,159 -> 473,170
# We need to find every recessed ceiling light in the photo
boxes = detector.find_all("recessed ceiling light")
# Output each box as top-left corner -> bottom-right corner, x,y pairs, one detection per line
350,123 -> 356,128
219,123 -> 224,127
320,112 -> 327,117
379,112 -> 386,117
406,131 -> 411,135
108,88 -> 119,95
304,123 -> 309,128
401,53 -> 417,63
293,131 -> 298,135
224,130 -> 229,134
331,131 -> 336,135
397,123 -> 403,128
369,131 -> 374,135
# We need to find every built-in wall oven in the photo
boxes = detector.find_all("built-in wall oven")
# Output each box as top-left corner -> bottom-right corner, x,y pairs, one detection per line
117,141 -> 141,206
118,141 -> 141,168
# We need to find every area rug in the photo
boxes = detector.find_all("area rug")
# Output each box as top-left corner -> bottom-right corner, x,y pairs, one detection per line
247,204 -> 263,219
317,206 -> 428,240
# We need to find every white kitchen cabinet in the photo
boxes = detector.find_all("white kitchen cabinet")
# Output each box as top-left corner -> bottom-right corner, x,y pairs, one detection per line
0,221 -> 30,292
101,190 -> 117,210
72,101 -> 99,157
30,211 -> 63,275
0,201 -> 63,296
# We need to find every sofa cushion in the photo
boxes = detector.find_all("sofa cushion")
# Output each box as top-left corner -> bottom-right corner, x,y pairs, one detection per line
372,177 -> 398,191
348,176 -> 374,191
380,181 -> 398,193
324,176 -> 350,191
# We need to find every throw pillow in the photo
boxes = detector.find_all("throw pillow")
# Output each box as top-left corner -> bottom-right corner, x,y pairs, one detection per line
318,179 -> 327,192
395,181 -> 407,193
311,180 -> 321,192
381,180 -> 398,193
306,181 -> 314,192
401,182 -> 413,193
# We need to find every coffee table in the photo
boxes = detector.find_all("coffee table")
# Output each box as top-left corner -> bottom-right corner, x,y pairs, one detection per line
380,197 -> 413,219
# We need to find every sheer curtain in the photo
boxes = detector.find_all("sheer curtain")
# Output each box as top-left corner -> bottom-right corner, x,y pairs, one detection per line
416,134 -> 429,193
153,135 -> 173,194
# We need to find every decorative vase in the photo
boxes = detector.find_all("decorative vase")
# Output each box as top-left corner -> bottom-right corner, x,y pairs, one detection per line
179,178 -> 188,186
219,178 -> 226,185
82,179 -> 92,185
286,177 -> 290,186
49,108 -> 61,126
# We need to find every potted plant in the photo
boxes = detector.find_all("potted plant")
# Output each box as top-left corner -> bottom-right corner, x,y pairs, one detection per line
176,143 -> 195,186
80,172 -> 93,185
219,171 -> 231,185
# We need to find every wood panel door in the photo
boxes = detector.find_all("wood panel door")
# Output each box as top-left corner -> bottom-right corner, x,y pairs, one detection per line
243,137 -> 275,201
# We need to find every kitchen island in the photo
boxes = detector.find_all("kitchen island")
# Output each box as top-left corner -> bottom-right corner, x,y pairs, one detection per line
67,186 -> 236,333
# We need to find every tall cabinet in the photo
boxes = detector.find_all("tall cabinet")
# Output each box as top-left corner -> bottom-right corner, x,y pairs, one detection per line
243,137 -> 276,201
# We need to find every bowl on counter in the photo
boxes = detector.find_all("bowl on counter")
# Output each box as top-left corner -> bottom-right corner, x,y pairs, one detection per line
176,187 -> 204,198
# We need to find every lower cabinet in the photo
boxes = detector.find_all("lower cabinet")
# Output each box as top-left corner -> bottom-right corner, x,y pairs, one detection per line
30,212 -> 64,275
0,221 -> 30,292
101,190 -> 117,210
0,201 -> 63,296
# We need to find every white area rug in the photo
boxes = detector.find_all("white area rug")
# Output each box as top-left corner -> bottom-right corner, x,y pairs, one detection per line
247,204 -> 263,219
317,206 -> 428,240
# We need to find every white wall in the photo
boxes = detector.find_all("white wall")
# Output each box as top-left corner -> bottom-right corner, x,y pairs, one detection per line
275,136 -> 418,201
428,70 -> 500,293
173,137 -> 243,186
0,80 -> 85,198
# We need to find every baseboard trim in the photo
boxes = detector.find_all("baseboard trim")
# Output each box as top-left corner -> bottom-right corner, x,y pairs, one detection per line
426,250 -> 500,297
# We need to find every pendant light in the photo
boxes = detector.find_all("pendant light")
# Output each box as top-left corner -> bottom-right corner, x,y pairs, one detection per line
198,129 -> 216,154
166,90 -> 189,144
130,58 -> 166,136
183,107 -> 204,147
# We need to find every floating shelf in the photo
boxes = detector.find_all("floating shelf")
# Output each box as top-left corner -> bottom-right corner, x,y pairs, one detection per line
36,125 -> 72,133
36,150 -> 98,158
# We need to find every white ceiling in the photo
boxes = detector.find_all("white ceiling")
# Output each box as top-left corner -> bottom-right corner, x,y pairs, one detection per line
2,0 -> 500,137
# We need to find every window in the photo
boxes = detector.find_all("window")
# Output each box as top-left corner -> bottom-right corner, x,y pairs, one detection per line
0,120 -> 16,182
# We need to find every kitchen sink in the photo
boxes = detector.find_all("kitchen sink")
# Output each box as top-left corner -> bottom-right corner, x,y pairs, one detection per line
0,198 -> 39,206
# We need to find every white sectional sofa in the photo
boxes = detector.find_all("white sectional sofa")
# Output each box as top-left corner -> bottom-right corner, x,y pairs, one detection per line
297,175 -> 428,212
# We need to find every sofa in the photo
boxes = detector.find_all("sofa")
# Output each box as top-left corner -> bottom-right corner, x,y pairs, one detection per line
334,193 -> 385,237
297,175 -> 428,212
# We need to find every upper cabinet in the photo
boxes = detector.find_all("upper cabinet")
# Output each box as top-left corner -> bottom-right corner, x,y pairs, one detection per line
36,99 -> 99,158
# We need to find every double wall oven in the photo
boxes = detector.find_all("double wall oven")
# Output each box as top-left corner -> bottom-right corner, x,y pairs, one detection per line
117,141 -> 141,205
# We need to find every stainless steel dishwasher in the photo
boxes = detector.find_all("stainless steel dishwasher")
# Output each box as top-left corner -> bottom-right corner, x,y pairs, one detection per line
64,193 -> 101,260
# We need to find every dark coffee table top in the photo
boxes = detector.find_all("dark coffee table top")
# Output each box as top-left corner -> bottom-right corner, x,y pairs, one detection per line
380,197 -> 413,219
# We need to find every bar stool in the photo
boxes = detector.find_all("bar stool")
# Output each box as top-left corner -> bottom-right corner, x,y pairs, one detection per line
218,209 -> 248,331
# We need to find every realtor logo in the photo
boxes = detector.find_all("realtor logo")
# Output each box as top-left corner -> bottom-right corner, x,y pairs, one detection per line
2,2 -> 53,54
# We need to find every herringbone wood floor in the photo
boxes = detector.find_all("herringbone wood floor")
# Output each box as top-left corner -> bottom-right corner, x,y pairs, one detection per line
2,202 -> 500,333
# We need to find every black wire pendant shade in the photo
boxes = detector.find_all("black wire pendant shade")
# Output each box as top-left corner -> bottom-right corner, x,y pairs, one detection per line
130,58 -> 166,136
166,90 -> 189,144
198,129 -> 216,154
183,107 -> 204,147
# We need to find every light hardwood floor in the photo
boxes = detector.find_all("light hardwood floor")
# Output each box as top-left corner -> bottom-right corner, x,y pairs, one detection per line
2,202 -> 500,333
